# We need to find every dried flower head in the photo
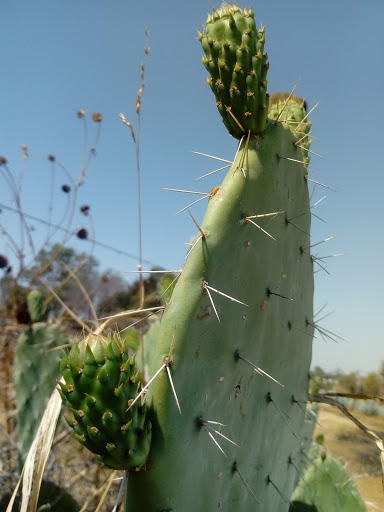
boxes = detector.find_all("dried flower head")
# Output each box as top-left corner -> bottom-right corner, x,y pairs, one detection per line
92,112 -> 103,122
0,254 -> 9,269
77,228 -> 88,240
21,144 -> 29,158
80,205 -> 90,215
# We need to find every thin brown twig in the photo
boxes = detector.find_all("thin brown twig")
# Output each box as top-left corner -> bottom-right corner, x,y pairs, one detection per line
43,221 -> 96,309
322,392 -> 384,403
37,113 -> 101,279
36,276 -> 92,333
59,260 -> 98,324
120,30 -> 150,374
309,393 -> 384,487
135,33 -> 150,311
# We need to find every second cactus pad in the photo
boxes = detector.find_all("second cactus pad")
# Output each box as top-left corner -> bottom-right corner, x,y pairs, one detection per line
59,333 -> 151,470
14,290 -> 69,468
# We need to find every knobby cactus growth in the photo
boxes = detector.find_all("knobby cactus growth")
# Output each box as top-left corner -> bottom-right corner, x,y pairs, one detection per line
60,3 -> 327,510
59,334 -> 152,470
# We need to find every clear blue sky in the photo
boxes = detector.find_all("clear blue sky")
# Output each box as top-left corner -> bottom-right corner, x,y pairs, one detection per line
1,1 -> 383,374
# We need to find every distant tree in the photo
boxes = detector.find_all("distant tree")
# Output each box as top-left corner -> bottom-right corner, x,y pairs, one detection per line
361,372 -> 383,396
337,371 -> 362,394
0,244 -> 128,321
98,275 -> 159,316
379,361 -> 384,379
312,365 -> 326,377
29,244 -> 99,286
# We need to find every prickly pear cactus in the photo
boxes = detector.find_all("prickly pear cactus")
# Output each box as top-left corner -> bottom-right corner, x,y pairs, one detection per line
125,4 -> 314,510
61,4 -> 317,511
14,290 -> 69,468
59,333 -> 152,470
290,452 -> 367,511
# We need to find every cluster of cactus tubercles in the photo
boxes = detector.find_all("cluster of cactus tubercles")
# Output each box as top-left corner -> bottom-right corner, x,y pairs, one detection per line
59,333 -> 151,470
199,2 -> 268,137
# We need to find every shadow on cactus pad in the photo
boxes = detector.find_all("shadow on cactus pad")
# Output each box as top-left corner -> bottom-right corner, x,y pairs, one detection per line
289,503 -> 317,511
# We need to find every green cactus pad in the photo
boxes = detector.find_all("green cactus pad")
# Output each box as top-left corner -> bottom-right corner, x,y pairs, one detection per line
290,453 -> 367,511
14,291 -> 68,468
60,333 -> 152,470
26,289 -> 45,323
199,2 -> 269,137
140,319 -> 162,382
125,101 -> 314,509
157,273 -> 177,305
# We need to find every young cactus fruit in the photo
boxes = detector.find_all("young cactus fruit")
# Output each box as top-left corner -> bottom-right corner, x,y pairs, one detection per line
59,333 -> 152,470
199,2 -> 269,137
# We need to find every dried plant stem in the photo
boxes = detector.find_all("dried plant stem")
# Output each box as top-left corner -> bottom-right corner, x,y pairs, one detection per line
94,470 -> 118,512
135,32 -> 150,311
0,161 -> 36,266
309,393 -> 384,484
41,213 -> 97,311
120,30 -> 150,374
0,202 -> 148,263
35,275 -> 92,333
59,260 -> 98,323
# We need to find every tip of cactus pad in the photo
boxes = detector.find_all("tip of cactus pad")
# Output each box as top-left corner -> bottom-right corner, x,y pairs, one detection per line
269,92 -> 307,112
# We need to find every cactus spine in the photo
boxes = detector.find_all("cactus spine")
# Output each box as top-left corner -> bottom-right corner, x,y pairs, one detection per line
62,4 -> 318,510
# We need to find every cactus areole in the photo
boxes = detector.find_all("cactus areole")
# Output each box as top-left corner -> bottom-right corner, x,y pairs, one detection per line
61,4 -> 315,510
